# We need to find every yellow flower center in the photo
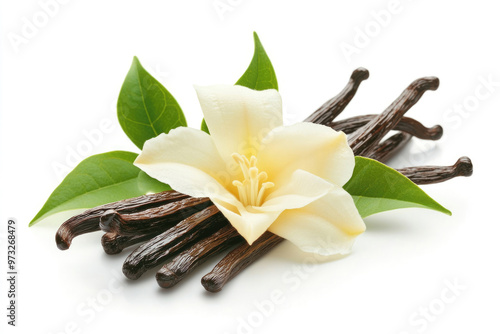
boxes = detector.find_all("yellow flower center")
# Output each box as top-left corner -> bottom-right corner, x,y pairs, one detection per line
232,153 -> 274,207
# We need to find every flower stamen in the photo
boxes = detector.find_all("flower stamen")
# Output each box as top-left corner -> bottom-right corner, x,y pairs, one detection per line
231,153 -> 274,207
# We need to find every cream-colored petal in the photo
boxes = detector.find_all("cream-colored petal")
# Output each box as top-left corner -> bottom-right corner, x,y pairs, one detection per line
257,122 -> 354,188
211,197 -> 282,245
259,169 -> 334,212
134,126 -> 234,197
268,186 -> 365,256
195,85 -> 282,167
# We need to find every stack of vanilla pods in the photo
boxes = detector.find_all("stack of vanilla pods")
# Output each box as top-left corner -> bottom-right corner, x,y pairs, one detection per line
55,68 -> 473,292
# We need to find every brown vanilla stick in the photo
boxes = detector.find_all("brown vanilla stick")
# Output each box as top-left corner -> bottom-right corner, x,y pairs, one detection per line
398,157 -> 473,185
367,132 -> 413,163
122,206 -> 229,280
56,190 -> 189,250
349,77 -> 440,156
331,114 -> 443,140
201,232 -> 284,293
156,225 -> 244,288
304,68 -> 369,125
101,233 -> 161,255
99,197 -> 211,235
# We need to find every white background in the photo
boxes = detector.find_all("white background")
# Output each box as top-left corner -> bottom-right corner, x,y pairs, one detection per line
1,0 -> 499,333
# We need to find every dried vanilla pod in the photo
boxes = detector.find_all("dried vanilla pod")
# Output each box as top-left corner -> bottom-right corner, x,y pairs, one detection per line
349,77 -> 440,156
331,114 -> 443,140
56,190 -> 189,250
156,225 -> 244,289
367,132 -> 413,163
304,68 -> 369,125
122,205 -> 229,280
101,232 -> 162,255
397,157 -> 473,185
99,197 -> 211,235
201,232 -> 284,293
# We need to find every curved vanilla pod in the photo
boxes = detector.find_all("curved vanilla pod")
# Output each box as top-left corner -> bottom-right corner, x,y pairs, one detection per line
304,67 -> 369,125
122,206 -> 228,280
331,115 -> 443,141
99,197 -> 211,236
101,232 -> 162,255
156,225 -> 244,289
55,190 -> 189,250
349,77 -> 440,156
398,157 -> 473,185
201,232 -> 284,293
367,132 -> 413,163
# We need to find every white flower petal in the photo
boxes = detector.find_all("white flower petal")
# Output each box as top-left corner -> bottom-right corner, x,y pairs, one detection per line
268,186 -> 365,256
211,197 -> 282,245
259,169 -> 334,212
257,122 -> 354,187
134,127 -> 235,198
195,85 -> 282,164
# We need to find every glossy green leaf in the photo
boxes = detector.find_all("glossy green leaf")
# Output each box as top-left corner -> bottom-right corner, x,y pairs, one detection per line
30,151 -> 170,226
344,157 -> 451,218
117,56 -> 187,149
236,32 -> 279,91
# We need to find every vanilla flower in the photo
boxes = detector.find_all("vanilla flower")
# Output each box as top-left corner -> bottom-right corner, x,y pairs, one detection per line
135,85 -> 365,255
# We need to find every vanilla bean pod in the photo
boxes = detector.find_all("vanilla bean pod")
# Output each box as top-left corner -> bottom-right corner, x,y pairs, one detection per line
349,77 -> 440,156
122,205 -> 229,280
331,114 -> 443,140
56,190 -> 189,250
100,197 -> 211,235
398,157 -> 473,185
304,68 -> 369,125
156,225 -> 244,288
367,132 -> 413,163
101,233 -> 160,255
201,232 -> 284,293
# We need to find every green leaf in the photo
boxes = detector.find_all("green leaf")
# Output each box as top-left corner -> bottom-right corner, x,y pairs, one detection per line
117,56 -> 187,149
201,118 -> 210,134
30,151 -> 170,226
236,32 -> 279,91
344,156 -> 451,218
